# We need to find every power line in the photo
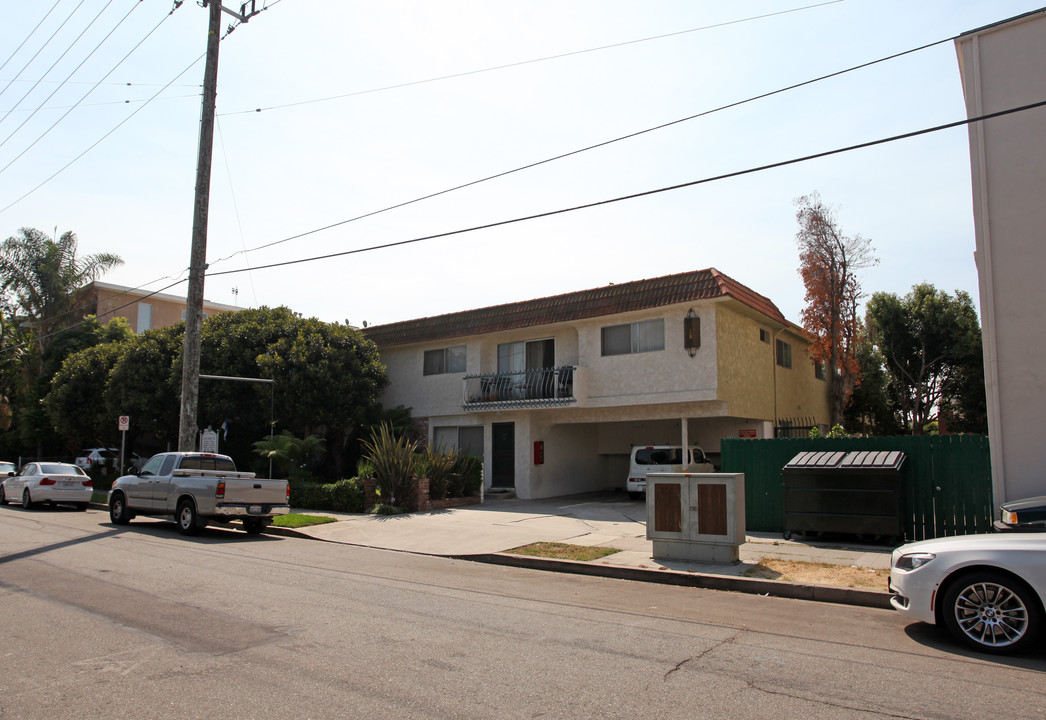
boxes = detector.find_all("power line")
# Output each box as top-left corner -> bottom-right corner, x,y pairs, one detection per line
14,99 -> 1045,355
0,0 -> 88,106
0,0 -> 64,78
1,93 -> 202,114
0,51 -> 206,215
213,33 -> 952,266
0,0 -> 174,176
0,0 -> 116,139
0,275 -> 190,357
204,99 -> 1046,280
217,0 -> 845,117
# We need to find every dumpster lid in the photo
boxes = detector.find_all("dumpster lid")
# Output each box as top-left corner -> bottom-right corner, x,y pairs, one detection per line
838,450 -> 906,470
783,451 -> 847,469
784,450 -> 906,471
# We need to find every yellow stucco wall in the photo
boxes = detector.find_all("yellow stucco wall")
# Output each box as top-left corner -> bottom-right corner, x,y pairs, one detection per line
715,303 -> 830,425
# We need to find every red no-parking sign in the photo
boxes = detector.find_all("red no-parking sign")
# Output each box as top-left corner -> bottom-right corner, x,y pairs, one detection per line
118,416 -> 130,431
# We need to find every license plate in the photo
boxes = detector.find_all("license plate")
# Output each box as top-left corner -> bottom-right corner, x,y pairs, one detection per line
248,505 -> 262,514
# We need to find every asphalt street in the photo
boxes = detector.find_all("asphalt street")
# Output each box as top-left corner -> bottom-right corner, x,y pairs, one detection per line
1,506 -> 1043,719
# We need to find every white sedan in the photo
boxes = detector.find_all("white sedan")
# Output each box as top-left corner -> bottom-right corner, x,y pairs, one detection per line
0,462 -> 93,511
890,533 -> 1046,654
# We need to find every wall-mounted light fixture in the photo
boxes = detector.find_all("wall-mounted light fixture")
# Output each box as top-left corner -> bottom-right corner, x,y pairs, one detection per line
684,308 -> 700,357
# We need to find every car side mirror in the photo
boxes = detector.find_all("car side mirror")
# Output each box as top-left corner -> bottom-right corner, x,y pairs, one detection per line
127,466 -> 138,475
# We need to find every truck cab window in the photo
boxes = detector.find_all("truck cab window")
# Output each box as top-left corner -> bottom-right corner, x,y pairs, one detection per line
140,455 -> 164,476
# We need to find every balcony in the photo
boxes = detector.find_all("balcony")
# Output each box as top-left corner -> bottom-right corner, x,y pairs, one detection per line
463,366 -> 577,410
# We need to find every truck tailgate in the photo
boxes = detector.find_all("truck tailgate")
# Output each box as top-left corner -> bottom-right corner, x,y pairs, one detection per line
222,478 -> 288,506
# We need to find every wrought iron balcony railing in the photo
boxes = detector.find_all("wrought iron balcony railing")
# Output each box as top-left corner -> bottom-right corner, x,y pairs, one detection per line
463,366 -> 576,410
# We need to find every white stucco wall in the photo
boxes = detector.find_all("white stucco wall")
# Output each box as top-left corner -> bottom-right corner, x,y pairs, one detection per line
957,10 -> 1046,503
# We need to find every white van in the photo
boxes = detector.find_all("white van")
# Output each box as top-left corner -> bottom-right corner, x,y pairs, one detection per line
626,445 -> 714,499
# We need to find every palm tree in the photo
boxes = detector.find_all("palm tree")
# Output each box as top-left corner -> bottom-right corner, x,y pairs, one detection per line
0,227 -> 123,355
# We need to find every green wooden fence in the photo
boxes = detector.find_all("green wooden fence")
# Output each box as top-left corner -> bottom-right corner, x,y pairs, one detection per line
720,435 -> 993,541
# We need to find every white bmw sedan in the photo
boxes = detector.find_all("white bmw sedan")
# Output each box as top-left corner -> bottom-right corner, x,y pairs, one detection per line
890,533 -> 1046,654
0,462 -> 93,511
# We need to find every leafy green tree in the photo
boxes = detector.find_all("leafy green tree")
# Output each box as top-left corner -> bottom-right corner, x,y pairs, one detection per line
865,284 -> 984,435
843,337 -> 904,435
44,306 -> 388,476
42,340 -> 127,450
256,315 -> 387,477
104,324 -> 184,453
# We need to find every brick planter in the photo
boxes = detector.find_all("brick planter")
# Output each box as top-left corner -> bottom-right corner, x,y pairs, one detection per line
363,477 -> 479,513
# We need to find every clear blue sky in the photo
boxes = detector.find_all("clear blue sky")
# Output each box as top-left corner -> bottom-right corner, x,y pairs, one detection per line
1,1 -> 1042,328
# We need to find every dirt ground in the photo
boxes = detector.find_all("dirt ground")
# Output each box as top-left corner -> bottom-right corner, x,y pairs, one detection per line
742,559 -> 890,589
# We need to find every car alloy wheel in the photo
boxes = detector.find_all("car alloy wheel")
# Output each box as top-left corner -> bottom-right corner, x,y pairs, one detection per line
943,571 -> 1041,652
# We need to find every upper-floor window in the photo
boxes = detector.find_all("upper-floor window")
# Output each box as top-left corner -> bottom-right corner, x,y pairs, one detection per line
759,328 -> 770,344
775,339 -> 792,369
498,338 -> 554,372
814,362 -> 826,380
423,345 -> 466,375
601,318 -> 665,356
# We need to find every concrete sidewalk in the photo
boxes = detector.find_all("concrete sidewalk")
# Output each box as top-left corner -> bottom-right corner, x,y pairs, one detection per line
276,493 -> 895,609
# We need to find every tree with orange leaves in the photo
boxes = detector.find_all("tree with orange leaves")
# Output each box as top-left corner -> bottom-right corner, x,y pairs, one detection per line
794,192 -> 877,426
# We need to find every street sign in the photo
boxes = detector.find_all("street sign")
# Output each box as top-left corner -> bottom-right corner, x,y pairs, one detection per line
118,416 -> 130,431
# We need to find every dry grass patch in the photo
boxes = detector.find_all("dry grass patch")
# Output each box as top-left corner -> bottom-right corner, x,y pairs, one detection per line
506,542 -> 621,562
743,558 -> 889,589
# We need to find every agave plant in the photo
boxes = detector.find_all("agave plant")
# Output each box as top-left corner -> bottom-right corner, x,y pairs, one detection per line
360,422 -> 417,508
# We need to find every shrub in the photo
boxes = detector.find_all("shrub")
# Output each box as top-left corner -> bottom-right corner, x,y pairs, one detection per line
451,453 -> 482,496
417,448 -> 457,500
289,477 -> 364,513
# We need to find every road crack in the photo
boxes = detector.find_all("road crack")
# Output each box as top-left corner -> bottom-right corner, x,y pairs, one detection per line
664,627 -> 747,681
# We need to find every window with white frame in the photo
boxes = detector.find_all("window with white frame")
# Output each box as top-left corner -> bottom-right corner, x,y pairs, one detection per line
601,318 -> 664,356
423,345 -> 466,375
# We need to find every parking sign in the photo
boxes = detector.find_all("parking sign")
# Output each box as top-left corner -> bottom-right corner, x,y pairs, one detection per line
118,416 -> 130,431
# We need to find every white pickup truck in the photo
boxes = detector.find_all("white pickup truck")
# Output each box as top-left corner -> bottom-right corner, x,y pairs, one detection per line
107,452 -> 290,535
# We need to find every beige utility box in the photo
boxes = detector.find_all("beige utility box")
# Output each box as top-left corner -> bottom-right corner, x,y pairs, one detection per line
645,473 -> 746,563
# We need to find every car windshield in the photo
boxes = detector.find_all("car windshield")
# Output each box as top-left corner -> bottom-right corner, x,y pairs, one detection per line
38,463 -> 85,476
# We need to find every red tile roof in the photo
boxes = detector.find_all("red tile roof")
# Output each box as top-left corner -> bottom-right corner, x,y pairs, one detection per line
363,268 -> 789,347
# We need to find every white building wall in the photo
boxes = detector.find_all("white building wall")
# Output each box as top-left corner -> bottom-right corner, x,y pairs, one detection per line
956,10 -> 1046,503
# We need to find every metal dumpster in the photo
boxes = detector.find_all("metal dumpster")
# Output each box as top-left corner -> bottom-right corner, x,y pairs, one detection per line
782,450 -> 906,541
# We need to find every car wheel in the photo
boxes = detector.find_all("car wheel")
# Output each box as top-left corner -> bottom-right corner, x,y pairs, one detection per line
243,518 -> 266,535
0,485 -> 7,505
109,493 -> 132,525
176,499 -> 200,536
22,488 -> 33,509
941,570 -> 1043,653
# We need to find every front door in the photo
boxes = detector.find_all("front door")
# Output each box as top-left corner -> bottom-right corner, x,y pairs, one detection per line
491,422 -> 515,489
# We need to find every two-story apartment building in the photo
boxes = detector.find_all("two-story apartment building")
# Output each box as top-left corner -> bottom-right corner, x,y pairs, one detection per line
79,281 -> 242,334
364,268 -> 830,499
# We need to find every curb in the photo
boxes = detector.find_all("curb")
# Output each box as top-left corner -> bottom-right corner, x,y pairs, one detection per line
263,523 -> 892,610
90,503 -> 892,610
454,552 -> 893,610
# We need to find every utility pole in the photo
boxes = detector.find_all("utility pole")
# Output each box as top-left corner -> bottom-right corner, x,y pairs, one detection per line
178,1 -> 261,452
